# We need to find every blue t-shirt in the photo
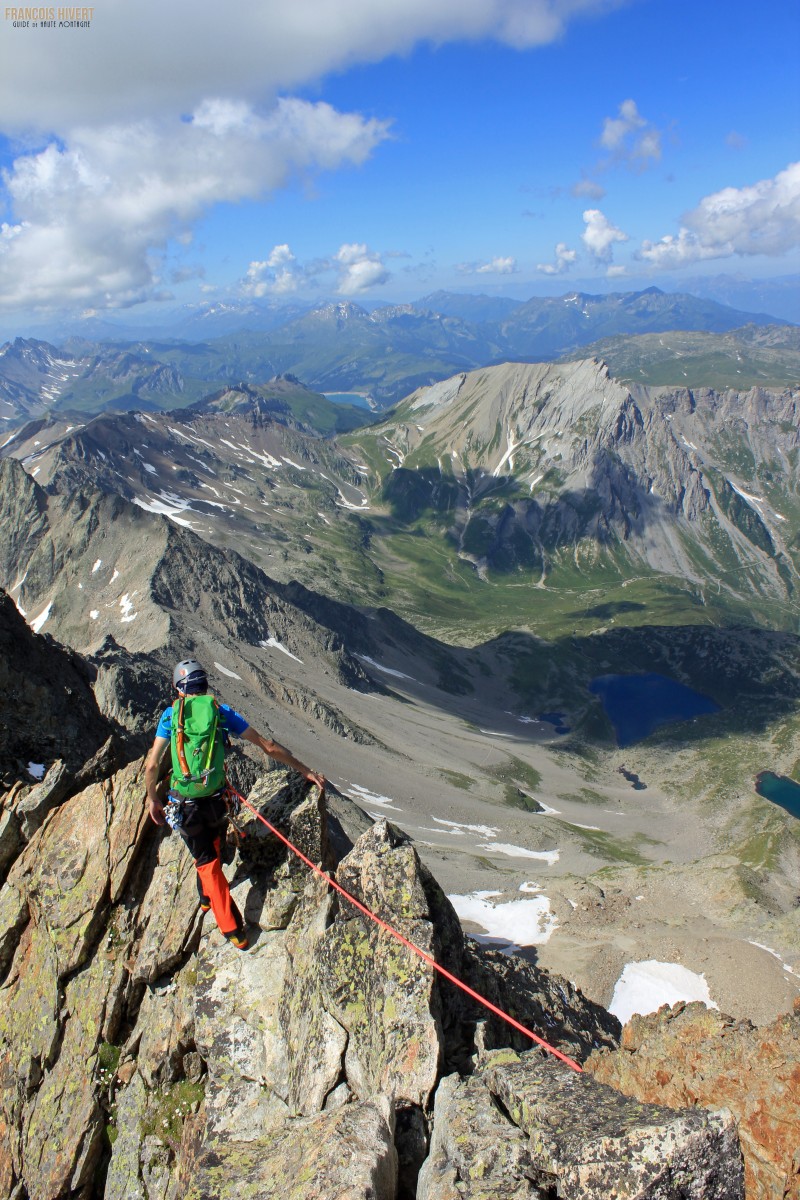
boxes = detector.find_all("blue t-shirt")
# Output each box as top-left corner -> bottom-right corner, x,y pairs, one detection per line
155,701 -> 249,741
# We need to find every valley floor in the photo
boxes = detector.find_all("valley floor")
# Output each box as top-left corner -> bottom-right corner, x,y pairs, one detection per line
232,635 -> 800,1030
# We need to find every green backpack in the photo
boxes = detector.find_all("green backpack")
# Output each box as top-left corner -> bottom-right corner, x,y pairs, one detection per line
170,693 -> 226,799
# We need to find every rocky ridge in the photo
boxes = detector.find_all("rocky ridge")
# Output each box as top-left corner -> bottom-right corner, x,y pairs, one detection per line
1,755 -> 750,1200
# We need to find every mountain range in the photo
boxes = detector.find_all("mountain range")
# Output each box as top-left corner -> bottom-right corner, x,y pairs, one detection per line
1,286 -> 796,421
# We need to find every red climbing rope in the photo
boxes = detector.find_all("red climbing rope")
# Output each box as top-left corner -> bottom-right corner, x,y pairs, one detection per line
227,784 -> 584,1074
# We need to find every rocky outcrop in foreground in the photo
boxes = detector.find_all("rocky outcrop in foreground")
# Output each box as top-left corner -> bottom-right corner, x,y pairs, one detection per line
0,756 -> 747,1199
587,1001 -> 800,1200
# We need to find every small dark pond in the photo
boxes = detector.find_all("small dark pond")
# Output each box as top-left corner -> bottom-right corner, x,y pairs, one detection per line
755,772 -> 800,820
538,712 -> 570,734
589,673 -> 720,747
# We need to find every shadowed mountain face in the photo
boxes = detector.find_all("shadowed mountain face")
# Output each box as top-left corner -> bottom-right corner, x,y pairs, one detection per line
0,590 -> 116,788
1,439 -> 799,755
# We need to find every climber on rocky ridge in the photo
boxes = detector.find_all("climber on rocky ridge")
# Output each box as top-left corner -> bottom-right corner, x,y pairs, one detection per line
144,658 -> 324,950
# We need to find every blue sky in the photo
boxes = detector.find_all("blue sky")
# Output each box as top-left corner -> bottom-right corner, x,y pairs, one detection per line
0,0 -> 798,320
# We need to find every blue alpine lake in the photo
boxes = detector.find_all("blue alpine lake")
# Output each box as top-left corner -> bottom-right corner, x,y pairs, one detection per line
755,772 -> 800,820
589,673 -> 720,747
324,391 -> 373,410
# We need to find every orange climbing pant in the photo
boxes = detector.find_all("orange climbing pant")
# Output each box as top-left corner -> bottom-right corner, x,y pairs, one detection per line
174,794 -> 244,938
196,837 -> 241,935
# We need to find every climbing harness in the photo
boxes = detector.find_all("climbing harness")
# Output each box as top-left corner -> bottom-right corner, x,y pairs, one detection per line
227,783 -> 583,1075
164,794 -> 184,831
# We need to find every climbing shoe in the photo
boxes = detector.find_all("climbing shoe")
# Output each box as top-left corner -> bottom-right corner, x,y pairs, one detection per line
226,931 -> 249,951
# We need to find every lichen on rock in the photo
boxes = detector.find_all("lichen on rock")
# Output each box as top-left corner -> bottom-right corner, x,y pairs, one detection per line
0,755 -> 754,1199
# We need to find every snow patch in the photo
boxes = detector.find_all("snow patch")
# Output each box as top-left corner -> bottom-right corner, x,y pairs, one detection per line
119,594 -> 138,623
259,637 -> 303,664
730,483 -> 764,506
90,610 -> 99,620
749,941 -> 799,979
534,800 -> 561,816
434,817 -> 498,838
477,843 -> 560,865
357,655 -> 414,681
214,662 -> 242,680
448,889 -> 557,948
610,961 -> 718,1025
342,784 -> 402,812
133,492 -> 195,529
27,762 -> 46,780
30,602 -> 53,633
91,559 -> 102,573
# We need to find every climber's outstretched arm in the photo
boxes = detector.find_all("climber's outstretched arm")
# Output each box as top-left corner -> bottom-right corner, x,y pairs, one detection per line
241,727 -> 325,789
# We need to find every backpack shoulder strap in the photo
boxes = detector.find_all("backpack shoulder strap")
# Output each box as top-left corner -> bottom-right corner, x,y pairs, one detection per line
173,694 -> 191,781
202,696 -> 220,775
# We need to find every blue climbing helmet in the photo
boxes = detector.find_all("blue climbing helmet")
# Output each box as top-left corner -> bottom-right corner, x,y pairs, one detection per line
172,659 -> 208,695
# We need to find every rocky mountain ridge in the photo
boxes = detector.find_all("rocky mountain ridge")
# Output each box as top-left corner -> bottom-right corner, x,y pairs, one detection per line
0,338 -> 189,421
0,729 -> 754,1200
1,373 -> 799,1076
557,323 -> 800,389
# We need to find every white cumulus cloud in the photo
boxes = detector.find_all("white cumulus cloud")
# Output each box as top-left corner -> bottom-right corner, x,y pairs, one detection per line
457,255 -> 517,275
245,245 -> 303,296
640,161 -> 800,268
334,243 -> 391,294
476,256 -> 518,274
0,99 -> 390,311
537,242 -> 577,275
244,241 -> 392,297
581,209 -> 629,263
0,0 -> 631,133
599,98 -> 662,168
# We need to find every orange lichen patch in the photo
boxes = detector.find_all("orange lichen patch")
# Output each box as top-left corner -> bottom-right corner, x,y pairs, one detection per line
586,1002 -> 800,1200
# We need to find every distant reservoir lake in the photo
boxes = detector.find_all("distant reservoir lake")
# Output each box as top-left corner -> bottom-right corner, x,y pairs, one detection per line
589,673 -> 720,747
755,772 -> 800,820
324,392 -> 373,410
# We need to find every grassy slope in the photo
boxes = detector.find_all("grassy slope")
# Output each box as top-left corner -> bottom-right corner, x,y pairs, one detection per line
561,328 -> 800,389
